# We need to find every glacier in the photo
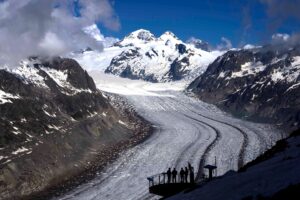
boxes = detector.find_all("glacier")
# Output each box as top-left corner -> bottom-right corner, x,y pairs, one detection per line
56,71 -> 282,200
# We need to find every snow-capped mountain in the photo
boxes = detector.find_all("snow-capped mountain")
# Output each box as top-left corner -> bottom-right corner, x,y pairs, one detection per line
188,45 -> 300,131
0,57 -> 146,199
101,29 -> 222,82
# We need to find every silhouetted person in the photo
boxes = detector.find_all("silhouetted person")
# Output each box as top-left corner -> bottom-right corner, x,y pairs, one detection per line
180,168 -> 185,183
184,167 -> 189,183
190,167 -> 195,183
188,162 -> 195,184
167,168 -> 171,183
172,168 -> 178,183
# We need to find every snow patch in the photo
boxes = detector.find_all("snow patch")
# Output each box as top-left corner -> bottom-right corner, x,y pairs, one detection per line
0,89 -> 20,104
87,111 -> 98,118
12,61 -> 48,88
286,82 -> 300,92
47,124 -> 61,130
12,147 -> 29,155
231,61 -> 266,78
12,130 -> 21,135
0,156 -> 8,160
218,71 -> 226,78
118,120 -> 127,126
43,109 -> 57,117
20,118 -> 27,123
270,69 -> 285,82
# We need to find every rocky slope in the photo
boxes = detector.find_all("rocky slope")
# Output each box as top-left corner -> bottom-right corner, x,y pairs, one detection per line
104,29 -> 221,82
0,57 -> 149,200
188,45 -> 300,131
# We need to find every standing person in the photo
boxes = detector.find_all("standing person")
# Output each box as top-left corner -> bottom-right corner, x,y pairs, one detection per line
184,167 -> 189,183
167,168 -> 171,183
180,168 -> 185,183
190,167 -> 195,183
172,168 -> 178,183
188,162 -> 195,184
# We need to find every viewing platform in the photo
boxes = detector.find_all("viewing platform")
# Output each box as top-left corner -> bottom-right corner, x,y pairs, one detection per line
147,163 -> 217,198
147,173 -> 195,197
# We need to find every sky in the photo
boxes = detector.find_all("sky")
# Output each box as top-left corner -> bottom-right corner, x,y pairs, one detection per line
100,0 -> 300,47
0,0 -> 300,67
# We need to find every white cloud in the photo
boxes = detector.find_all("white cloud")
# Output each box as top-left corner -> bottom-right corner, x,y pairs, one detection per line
270,32 -> 300,47
243,44 -> 256,50
0,0 -> 120,67
272,33 -> 290,42
38,32 -> 67,56
217,37 -> 232,50
83,24 -> 119,48
84,24 -> 106,42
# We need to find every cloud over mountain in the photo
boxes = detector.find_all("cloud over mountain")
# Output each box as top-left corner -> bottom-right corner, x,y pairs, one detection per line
0,0 -> 119,67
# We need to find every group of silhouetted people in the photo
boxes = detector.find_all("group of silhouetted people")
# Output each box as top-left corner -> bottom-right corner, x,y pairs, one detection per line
166,163 -> 194,184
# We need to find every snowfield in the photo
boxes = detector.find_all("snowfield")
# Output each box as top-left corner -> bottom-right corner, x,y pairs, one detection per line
56,71 -> 282,200
70,46 -> 128,72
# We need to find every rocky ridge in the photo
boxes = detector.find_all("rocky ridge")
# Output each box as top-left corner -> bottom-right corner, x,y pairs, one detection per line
188,45 -> 300,131
0,57 -> 150,199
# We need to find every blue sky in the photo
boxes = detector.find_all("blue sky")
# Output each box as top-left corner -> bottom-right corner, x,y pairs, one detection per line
98,0 -> 300,47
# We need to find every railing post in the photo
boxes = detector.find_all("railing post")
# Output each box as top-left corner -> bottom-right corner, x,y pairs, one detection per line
159,175 -> 161,184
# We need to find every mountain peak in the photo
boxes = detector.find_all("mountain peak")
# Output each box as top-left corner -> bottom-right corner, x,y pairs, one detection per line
126,29 -> 155,41
159,31 -> 180,42
162,31 -> 176,37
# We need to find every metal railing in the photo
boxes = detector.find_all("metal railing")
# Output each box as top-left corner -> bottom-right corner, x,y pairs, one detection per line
147,173 -> 167,187
147,172 -> 194,187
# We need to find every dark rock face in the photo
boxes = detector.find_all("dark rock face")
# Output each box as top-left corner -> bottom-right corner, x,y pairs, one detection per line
41,57 -> 97,91
176,43 -> 187,54
105,48 -> 159,82
0,58 -> 146,199
168,57 -> 190,81
106,48 -> 140,74
188,45 -> 300,131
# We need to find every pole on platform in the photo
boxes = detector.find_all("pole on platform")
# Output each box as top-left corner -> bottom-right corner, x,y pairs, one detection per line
215,156 -> 217,176
159,175 -> 161,184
